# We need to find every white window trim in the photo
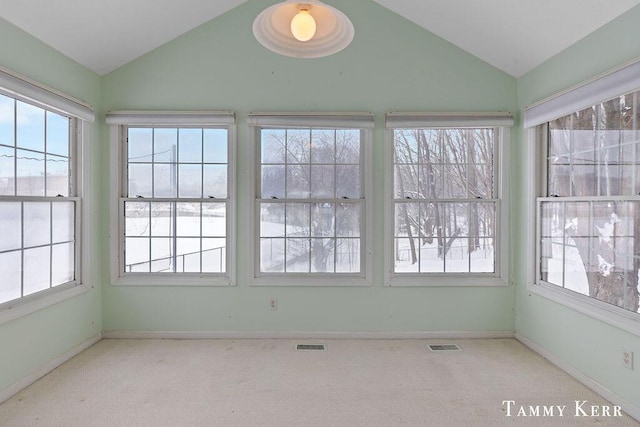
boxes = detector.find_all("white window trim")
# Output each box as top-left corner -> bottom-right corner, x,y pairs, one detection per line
0,108 -> 93,326
384,113 -> 512,287
525,81 -> 640,336
107,111 -> 236,286
0,65 -> 94,122
247,112 -> 374,286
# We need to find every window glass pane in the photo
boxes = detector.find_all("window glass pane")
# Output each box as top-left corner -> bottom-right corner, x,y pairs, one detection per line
261,165 -> 285,199
176,202 -> 201,237
153,163 -> 177,198
202,202 -> 226,237
46,154 -> 69,197
52,201 -> 74,243
46,111 -> 69,157
394,164 -> 418,199
261,129 -> 286,163
150,237 -> 172,273
261,238 -> 284,272
395,237 -> 419,273
128,164 -> 152,198
443,165 -> 467,198
179,128 -> 202,163
16,148 -> 45,196
125,202 -> 150,237
23,202 -> 50,247
150,202 -> 173,237
52,242 -> 74,285
419,240 -> 444,273
0,202 -> 21,251
336,203 -> 360,238
125,237 -> 150,272
286,129 -> 310,164
204,129 -> 227,163
470,238 -> 494,273
16,101 -> 44,152
23,246 -> 50,295
260,203 -> 285,237
0,145 -> 14,195
286,238 -> 309,272
178,164 -> 202,198
285,203 -> 310,236
394,130 -> 418,164
153,128 -> 177,162
335,165 -> 359,198
540,202 -> 564,286
0,94 -> 15,147
0,250 -> 21,303
445,238 -> 469,273
310,238 -> 335,273
286,164 -> 310,198
336,238 -> 359,273
176,237 -> 201,273
203,164 -> 227,199
310,203 -> 334,237
311,129 -> 335,163
310,165 -> 334,198
336,130 -> 360,163
128,128 -> 153,163
202,238 -> 226,273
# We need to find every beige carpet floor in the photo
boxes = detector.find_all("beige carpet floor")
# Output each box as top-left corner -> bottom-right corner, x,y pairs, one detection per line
0,338 -> 637,426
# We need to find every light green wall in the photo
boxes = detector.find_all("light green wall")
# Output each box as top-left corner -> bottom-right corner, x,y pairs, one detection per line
0,19 -> 103,392
1,0 -> 639,413
101,0 -> 517,333
515,5 -> 640,410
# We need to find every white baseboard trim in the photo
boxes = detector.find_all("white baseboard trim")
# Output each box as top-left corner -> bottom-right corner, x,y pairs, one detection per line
516,333 -> 640,422
0,333 -> 102,405
102,330 -> 515,340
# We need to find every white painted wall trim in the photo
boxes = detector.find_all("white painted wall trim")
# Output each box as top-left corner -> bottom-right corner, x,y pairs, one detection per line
102,330 -> 515,340
516,333 -> 640,422
0,333 -> 102,405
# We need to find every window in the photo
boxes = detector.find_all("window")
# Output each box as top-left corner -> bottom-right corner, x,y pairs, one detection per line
0,65 -> 94,311
107,111 -> 235,284
537,91 -> 640,315
385,113 -> 512,286
249,113 -> 373,284
525,58 -> 640,330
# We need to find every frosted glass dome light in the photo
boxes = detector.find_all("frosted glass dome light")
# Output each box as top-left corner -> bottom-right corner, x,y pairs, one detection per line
253,0 -> 354,58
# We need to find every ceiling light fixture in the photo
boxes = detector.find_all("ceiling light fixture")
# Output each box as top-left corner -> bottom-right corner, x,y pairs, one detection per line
253,0 -> 354,58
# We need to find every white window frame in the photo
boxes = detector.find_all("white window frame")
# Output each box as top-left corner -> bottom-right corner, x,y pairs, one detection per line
384,113 -> 512,287
107,111 -> 236,286
0,66 -> 95,325
524,59 -> 640,337
248,113 -> 374,286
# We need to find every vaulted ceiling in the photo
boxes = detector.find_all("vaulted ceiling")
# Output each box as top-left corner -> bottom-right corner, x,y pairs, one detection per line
1,0 -> 639,77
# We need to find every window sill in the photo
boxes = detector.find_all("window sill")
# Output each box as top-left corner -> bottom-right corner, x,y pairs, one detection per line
528,281 -> 640,337
387,275 -> 509,287
0,284 -> 89,326
250,275 -> 371,287
112,274 -> 233,287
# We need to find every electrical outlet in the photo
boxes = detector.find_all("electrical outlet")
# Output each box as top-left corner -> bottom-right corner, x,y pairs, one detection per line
269,297 -> 278,311
622,349 -> 633,370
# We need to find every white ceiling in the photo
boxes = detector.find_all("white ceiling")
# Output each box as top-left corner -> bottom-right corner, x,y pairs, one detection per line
1,0 -> 639,77
0,0 -> 248,76
374,0 -> 640,77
